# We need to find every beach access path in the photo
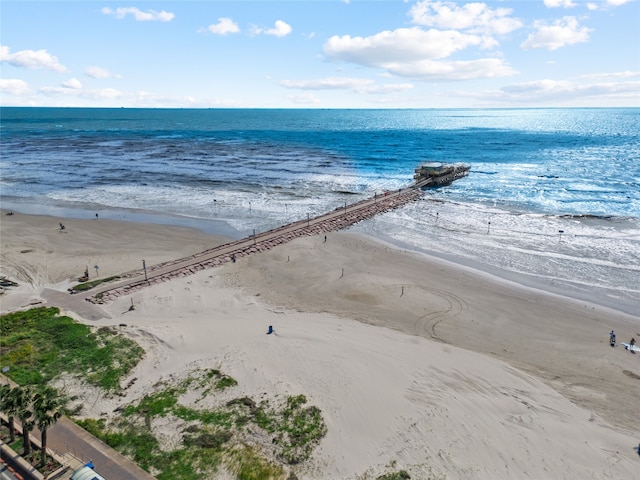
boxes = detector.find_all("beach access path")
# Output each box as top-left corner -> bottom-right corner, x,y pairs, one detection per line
82,187 -> 423,304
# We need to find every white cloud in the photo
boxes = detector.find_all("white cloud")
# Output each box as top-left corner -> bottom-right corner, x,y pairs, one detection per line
61,78 -> 82,89
207,17 -> 240,36
579,70 -> 640,80
544,0 -> 577,8
365,83 -> 415,94
325,28 -> 483,64
267,20 -> 292,37
251,20 -> 292,37
126,91 -> 197,106
387,57 -> 517,80
323,27 -> 516,80
287,93 -> 322,105
502,79 -> 573,94
501,78 -> 640,100
280,77 -> 413,93
39,86 -> 84,97
85,66 -> 121,79
36,85 -> 199,107
409,0 -> 523,35
0,45 -> 67,72
280,77 -> 414,94
521,16 -> 591,51
101,7 -> 175,22
281,77 -> 374,90
459,76 -> 640,105
586,0 -> 632,10
82,88 -> 125,100
0,78 -> 31,96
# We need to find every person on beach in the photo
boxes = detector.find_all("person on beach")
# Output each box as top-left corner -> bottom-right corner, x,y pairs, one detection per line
629,338 -> 635,352
609,330 -> 616,346
266,325 -> 275,335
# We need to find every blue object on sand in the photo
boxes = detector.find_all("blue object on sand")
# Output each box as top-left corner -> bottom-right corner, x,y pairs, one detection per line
267,325 -> 274,335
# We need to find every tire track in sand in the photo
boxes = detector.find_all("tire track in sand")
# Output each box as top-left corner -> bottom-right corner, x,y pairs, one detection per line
408,285 -> 467,342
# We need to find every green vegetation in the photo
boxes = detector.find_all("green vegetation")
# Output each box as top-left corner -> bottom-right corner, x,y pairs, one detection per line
215,374 -> 238,390
70,276 -> 120,292
1,308 -> 328,479
255,394 -> 328,464
377,471 -> 411,480
227,445 -> 285,480
0,307 -> 143,389
79,369 -> 326,479
0,384 -> 64,475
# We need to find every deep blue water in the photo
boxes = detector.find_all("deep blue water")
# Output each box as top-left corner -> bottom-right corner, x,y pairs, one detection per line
1,107 -> 639,314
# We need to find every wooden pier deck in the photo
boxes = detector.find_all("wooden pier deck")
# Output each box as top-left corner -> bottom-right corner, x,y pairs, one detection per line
83,186 -> 424,304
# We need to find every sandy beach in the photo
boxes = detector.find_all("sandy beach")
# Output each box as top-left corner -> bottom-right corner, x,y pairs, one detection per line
1,209 -> 638,479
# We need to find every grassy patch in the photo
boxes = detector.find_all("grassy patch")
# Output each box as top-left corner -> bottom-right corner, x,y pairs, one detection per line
215,374 -> 238,390
377,472 -> 411,480
124,389 -> 182,418
255,394 -> 327,464
0,307 -> 143,389
70,276 -> 120,292
75,417 -> 202,479
79,369 -> 327,479
227,445 -> 285,480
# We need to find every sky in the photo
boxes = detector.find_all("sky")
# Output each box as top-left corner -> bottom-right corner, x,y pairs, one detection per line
1,0 -> 639,108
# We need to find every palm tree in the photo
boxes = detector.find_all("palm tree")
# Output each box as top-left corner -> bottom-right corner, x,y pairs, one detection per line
0,384 -> 20,443
33,386 -> 64,468
15,385 -> 35,455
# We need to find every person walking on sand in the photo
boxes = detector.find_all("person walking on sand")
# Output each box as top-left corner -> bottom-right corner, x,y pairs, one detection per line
609,330 -> 616,347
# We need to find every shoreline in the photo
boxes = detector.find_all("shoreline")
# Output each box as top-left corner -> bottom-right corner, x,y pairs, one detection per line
1,208 -> 639,478
0,200 -> 244,238
4,201 -> 635,317
370,231 -> 640,317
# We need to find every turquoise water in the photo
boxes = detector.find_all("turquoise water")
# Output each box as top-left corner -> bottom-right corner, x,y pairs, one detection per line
1,107 -> 638,314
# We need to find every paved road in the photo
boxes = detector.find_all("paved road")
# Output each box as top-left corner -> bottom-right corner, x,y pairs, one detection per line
1,375 -> 156,480
47,418 -> 156,480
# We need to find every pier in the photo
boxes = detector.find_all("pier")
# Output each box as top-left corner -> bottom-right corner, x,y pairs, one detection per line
84,188 -> 421,303
83,164 -> 468,303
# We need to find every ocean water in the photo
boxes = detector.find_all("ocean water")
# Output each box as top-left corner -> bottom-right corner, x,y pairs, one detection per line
1,107 -> 639,314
